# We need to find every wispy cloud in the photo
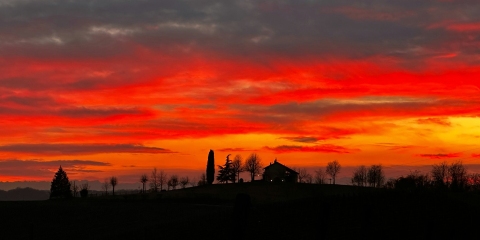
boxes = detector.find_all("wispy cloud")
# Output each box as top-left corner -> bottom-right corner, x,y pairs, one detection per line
0,159 -> 111,178
264,145 -> 357,154
0,144 -> 175,155
280,136 -> 322,143
0,0 -> 480,182
217,148 -> 252,152
417,153 -> 462,159
416,118 -> 452,127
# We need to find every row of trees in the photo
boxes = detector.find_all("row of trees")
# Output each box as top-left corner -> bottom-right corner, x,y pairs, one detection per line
295,160 -> 342,185
349,160 -> 480,191
215,153 -> 263,184
386,161 -> 478,191
271,159 -> 479,192
138,168 -> 196,193
51,149 -> 478,199
205,150 -> 264,185
51,165 -> 196,199
50,166 -> 119,198
351,165 -> 385,188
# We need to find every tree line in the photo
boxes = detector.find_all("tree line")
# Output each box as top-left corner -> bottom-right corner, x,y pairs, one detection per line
295,159 -> 480,192
50,149 -> 480,199
50,166 -> 199,199
214,152 -> 263,184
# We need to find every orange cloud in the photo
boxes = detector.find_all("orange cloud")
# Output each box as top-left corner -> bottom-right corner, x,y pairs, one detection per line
1,0 -> 480,184
264,145 -> 357,154
0,144 -> 175,156
417,153 -> 462,159
416,118 -> 452,127
217,148 -> 252,152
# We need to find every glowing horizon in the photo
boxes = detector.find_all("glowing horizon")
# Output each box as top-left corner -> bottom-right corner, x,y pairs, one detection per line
1,0 -> 480,184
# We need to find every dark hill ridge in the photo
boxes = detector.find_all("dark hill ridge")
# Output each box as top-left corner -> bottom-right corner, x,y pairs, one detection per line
0,187 -> 49,201
0,182 -> 365,202
161,182 -> 370,204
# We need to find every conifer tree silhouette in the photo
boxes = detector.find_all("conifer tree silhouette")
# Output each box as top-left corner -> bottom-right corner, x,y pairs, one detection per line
217,154 -> 235,183
50,166 -> 72,199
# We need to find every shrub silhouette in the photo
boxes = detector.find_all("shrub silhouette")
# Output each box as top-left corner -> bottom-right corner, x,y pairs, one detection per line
80,183 -> 89,198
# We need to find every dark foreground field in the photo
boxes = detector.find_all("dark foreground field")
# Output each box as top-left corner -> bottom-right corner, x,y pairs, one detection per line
1,183 -> 480,240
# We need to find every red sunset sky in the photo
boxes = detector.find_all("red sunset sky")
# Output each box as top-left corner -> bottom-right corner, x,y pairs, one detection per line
1,0 -> 480,188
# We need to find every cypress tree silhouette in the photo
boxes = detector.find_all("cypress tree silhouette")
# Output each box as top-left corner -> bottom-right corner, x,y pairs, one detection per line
207,149 -> 215,184
50,166 -> 72,199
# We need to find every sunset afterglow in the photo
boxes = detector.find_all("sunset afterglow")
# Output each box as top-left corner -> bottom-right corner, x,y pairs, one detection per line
1,0 -> 480,185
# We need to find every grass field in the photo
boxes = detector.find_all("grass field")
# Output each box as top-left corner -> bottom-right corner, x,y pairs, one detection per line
1,182 -> 479,240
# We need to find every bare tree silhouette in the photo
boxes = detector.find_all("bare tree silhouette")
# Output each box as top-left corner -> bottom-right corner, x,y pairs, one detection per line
158,170 -> 167,191
297,168 -> 311,183
232,154 -> 244,183
367,165 -> 385,188
449,161 -> 467,190
468,173 -> 480,190
244,153 -> 262,182
180,176 -> 190,189
431,161 -> 449,188
140,174 -> 148,193
190,177 -> 198,187
150,168 -> 159,192
71,181 -> 79,197
102,179 -> 110,195
168,175 -> 179,190
326,160 -> 341,185
110,176 -> 118,195
351,165 -> 368,186
198,173 -> 207,186
314,169 -> 327,184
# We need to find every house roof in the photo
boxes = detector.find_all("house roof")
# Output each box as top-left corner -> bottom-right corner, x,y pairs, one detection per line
264,160 -> 299,174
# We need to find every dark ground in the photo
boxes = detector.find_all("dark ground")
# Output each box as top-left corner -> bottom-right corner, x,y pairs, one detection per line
1,183 -> 479,240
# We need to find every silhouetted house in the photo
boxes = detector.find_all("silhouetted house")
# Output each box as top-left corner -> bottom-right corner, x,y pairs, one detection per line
263,159 -> 299,183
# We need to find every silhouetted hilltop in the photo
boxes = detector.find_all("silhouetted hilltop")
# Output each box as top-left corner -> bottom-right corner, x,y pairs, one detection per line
0,187 -> 49,201
161,181 -> 369,204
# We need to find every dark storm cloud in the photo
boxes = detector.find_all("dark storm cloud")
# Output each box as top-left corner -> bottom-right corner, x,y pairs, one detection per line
0,143 -> 175,155
1,0 -> 479,62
